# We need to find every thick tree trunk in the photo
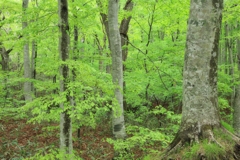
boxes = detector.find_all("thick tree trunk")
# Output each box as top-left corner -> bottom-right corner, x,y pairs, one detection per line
108,0 -> 127,139
58,0 -> 73,155
180,0 -> 222,138
165,1 -> 224,157
233,38 -> 240,136
22,0 -> 32,102
165,1 -> 240,159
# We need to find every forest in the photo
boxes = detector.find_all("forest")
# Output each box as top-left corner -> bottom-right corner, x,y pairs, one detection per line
0,0 -> 240,159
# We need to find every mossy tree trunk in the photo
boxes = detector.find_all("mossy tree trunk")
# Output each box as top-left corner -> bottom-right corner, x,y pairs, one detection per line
164,0 -> 239,159
180,0 -> 222,137
58,0 -> 73,155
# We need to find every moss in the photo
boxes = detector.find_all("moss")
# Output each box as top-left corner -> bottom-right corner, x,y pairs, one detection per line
182,141 -> 226,160
213,128 -> 235,146
161,125 -> 239,160
183,143 -> 201,160
203,141 -> 226,160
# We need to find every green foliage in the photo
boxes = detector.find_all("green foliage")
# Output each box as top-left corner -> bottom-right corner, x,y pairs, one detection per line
221,121 -> 235,134
125,105 -> 180,134
217,70 -> 234,123
21,61 -> 116,128
25,147 -> 82,160
223,0 -> 240,23
0,0 -> 239,159
112,106 -> 181,159
218,70 -> 233,97
0,71 -> 25,120
107,125 -> 171,159
181,128 -> 237,160
183,140 -> 226,160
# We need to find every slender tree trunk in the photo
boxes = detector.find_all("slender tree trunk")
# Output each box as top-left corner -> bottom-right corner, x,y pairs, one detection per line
119,0 -> 133,110
58,0 -> 73,155
120,0 -> 133,63
0,46 -> 12,107
224,23 -> 230,75
72,0 -> 80,144
143,1 -> 156,102
95,34 -> 105,71
108,0 -> 127,139
30,1 -> 39,97
22,0 -> 32,102
233,36 -> 240,136
0,46 -> 12,71
71,24 -> 78,144
218,42 -> 222,68
96,0 -> 110,45
0,12 -> 13,106
96,0 -> 112,73
158,29 -> 165,40
226,24 -> 235,107
31,40 -> 37,96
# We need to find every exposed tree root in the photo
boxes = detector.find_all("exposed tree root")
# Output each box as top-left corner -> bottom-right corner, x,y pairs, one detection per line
221,126 -> 240,143
164,139 -> 182,158
221,126 -> 240,160
205,129 -> 223,148
162,127 -> 240,160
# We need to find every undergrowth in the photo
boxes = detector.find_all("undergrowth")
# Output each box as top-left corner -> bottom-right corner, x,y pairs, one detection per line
167,127 -> 238,160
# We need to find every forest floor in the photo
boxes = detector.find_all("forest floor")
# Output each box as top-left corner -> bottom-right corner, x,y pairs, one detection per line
0,117 -> 160,160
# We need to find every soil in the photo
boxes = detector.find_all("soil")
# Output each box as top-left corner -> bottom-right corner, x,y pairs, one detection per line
0,117 -> 160,160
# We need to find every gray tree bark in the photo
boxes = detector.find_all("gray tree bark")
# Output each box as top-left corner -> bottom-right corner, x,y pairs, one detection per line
108,0 -> 127,139
58,0 -> 73,155
181,0 -> 222,136
22,0 -> 32,102
233,37 -> 240,136
168,0 -> 223,151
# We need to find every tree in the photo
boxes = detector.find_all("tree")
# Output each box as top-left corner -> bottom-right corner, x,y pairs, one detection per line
58,0 -> 73,155
119,0 -> 133,109
0,12 -> 12,106
233,35 -> 240,136
108,0 -> 127,139
0,12 -> 12,72
164,0 -> 240,159
22,0 -> 32,101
